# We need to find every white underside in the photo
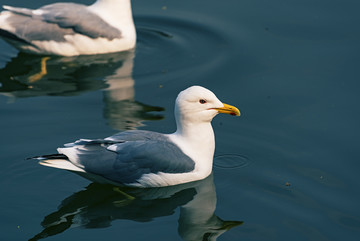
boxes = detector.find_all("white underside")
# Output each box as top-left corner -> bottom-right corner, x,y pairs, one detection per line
126,171 -> 212,188
39,157 -> 212,188
18,35 -> 135,56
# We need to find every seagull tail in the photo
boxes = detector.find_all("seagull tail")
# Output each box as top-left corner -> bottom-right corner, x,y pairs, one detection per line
3,5 -> 34,16
28,154 -> 86,173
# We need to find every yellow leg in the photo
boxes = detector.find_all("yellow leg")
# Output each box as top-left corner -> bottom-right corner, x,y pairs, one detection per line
28,57 -> 50,83
112,187 -> 136,207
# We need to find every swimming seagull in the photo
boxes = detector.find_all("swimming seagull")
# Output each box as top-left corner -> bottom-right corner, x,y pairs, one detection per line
30,86 -> 240,188
0,0 -> 136,56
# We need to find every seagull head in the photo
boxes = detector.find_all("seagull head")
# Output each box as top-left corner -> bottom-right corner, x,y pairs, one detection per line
174,86 -> 240,126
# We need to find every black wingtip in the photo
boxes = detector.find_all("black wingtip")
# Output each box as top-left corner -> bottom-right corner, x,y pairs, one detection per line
26,154 -> 68,161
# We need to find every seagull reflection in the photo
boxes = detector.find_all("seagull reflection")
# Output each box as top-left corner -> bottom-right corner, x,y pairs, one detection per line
29,174 -> 242,241
0,51 -> 163,130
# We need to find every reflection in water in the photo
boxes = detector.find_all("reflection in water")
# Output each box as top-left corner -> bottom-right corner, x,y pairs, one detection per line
0,52 -> 164,130
29,174 -> 242,241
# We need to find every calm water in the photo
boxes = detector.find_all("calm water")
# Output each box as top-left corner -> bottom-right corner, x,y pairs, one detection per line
1,0 -> 360,240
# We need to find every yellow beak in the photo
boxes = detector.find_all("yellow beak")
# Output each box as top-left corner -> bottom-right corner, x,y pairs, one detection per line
213,103 -> 240,116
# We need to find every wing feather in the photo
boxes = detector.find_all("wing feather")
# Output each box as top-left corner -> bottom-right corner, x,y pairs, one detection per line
59,131 -> 195,185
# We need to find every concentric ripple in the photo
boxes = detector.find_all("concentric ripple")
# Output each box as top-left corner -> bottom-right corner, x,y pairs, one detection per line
214,154 -> 252,169
134,14 -> 233,84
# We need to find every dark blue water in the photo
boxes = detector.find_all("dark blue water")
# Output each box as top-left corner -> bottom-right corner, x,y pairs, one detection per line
1,0 -> 360,240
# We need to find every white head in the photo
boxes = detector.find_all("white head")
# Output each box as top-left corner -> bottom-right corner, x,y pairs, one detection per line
175,86 -> 222,124
175,86 -> 240,124
174,86 -> 240,130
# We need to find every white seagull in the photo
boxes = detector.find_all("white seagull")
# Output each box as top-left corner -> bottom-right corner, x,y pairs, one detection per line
0,0 -> 136,56
30,86 -> 240,188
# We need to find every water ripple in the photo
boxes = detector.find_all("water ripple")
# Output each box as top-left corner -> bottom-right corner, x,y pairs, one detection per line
214,154 -> 252,169
134,14 -> 232,84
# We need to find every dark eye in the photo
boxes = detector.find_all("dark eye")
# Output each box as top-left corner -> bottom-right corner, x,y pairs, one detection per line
199,99 -> 207,104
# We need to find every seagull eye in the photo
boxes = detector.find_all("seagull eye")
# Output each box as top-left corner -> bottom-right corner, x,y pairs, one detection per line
199,99 -> 207,104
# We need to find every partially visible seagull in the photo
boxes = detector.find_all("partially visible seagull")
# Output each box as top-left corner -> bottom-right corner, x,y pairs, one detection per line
0,0 -> 136,56
30,86 -> 241,188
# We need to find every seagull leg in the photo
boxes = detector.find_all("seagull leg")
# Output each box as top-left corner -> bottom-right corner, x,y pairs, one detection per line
112,187 -> 135,207
28,57 -> 50,83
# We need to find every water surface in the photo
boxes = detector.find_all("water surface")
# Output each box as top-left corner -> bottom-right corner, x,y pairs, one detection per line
1,0 -> 360,241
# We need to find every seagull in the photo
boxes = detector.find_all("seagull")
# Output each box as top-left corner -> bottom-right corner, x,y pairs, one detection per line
0,0 -> 136,56
31,86 -> 240,188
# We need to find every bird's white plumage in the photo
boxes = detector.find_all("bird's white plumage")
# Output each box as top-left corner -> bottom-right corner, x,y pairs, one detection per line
0,0 -> 136,56
35,86 -> 240,187
40,159 -> 85,173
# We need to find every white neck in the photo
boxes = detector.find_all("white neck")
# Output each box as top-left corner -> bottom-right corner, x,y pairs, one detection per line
168,120 -> 215,176
90,0 -> 132,13
91,0 -> 132,8
88,0 -> 135,38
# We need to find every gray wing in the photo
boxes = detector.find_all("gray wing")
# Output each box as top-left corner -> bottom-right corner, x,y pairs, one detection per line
105,130 -> 172,142
63,131 -> 195,185
2,3 -> 122,43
